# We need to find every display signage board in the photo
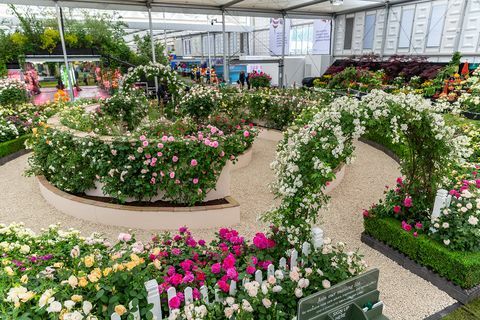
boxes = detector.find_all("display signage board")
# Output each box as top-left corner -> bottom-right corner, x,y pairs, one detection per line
269,18 -> 290,56
297,269 -> 379,320
312,19 -> 331,55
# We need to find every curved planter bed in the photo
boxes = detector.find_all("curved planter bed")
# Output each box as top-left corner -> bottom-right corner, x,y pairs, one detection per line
38,175 -> 240,230
85,161 -> 232,203
462,110 -> 480,120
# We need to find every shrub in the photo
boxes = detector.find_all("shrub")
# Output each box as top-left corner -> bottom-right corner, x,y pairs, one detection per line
101,90 -> 149,130
364,217 -> 480,288
0,78 -> 28,106
179,85 -> 222,123
249,72 -> 271,88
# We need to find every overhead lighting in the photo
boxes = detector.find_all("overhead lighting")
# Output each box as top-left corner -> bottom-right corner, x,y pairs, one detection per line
330,0 -> 343,5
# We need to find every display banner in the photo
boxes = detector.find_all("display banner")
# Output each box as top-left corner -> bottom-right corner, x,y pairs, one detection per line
269,18 -> 290,56
312,19 -> 331,55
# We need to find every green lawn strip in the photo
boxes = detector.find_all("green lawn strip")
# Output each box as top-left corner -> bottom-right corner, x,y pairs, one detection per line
444,299 -> 480,320
364,217 -> 480,289
0,135 -> 30,159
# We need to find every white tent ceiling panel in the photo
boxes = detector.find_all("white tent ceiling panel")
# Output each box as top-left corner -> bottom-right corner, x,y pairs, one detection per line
0,0 -> 394,16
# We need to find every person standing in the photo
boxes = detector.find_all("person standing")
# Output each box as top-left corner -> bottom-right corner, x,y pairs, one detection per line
239,71 -> 246,89
246,72 -> 250,90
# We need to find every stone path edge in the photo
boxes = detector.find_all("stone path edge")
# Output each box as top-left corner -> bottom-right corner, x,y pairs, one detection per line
0,149 -> 30,166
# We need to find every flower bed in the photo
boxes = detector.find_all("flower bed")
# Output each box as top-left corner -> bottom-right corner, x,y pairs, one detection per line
27,67 -> 257,205
28,109 -> 256,205
0,223 -> 365,319
363,217 -> 480,290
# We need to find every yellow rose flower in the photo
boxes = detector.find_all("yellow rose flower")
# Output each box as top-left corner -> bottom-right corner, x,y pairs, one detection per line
125,261 -> 137,271
114,304 -> 127,316
84,255 -> 95,268
78,277 -> 88,287
102,267 -> 112,277
71,295 -> 83,302
4,266 -> 14,276
20,275 -> 28,284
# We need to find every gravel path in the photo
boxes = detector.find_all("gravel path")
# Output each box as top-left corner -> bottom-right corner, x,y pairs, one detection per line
0,135 -> 455,319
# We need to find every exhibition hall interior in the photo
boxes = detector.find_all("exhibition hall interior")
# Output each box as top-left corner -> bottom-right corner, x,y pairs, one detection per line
1,0 -> 480,319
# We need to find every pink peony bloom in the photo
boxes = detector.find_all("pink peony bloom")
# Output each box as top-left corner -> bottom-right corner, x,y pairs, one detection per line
211,263 -> 221,274
169,172 -> 175,179
222,253 -> 236,270
198,239 -> 206,246
393,205 -> 401,214
118,233 -> 132,242
401,221 -> 412,232
172,248 -> 182,256
168,296 -> 181,309
246,265 -> 256,274
243,130 -> 250,138
193,178 -> 199,184
403,197 -> 412,208
226,267 -> 239,281
217,280 -> 230,293
253,233 -> 276,249
172,156 -> 179,162
191,159 -> 198,166
179,226 -> 188,233
142,140 -> 149,147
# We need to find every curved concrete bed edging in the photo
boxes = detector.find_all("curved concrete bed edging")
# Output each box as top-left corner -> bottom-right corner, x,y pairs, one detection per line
38,176 -> 240,230
85,161 -> 232,203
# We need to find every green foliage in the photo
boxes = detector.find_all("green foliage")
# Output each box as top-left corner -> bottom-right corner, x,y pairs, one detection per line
0,134 -> 29,158
39,28 -> 60,53
131,35 -> 169,66
179,85 -> 222,123
364,217 -> 480,288
101,90 -> 149,131
443,299 -> 480,320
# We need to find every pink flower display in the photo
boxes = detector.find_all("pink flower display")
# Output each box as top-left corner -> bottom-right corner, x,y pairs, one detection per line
393,205 -> 401,214
190,159 -> 198,166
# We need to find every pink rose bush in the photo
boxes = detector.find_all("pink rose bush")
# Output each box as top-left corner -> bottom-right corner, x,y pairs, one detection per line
28,119 -> 257,205
0,224 -> 365,319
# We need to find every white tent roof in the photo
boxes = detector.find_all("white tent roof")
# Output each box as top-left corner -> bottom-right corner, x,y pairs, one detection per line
0,0 -> 414,18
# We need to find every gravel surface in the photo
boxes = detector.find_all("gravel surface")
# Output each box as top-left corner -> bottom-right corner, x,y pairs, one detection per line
0,135 -> 455,319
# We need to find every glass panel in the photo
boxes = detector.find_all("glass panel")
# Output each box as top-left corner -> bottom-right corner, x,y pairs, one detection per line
398,9 -> 414,48
344,17 -> 354,50
427,4 -> 447,47
363,14 -> 376,49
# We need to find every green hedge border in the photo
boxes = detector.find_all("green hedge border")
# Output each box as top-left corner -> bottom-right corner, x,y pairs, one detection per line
364,217 -> 480,289
0,135 -> 30,160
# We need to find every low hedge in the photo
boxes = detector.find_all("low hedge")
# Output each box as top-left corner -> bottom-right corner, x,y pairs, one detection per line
0,135 -> 29,159
364,217 -> 480,288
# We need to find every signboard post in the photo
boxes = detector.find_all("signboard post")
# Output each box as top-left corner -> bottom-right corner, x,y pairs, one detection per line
297,269 -> 389,320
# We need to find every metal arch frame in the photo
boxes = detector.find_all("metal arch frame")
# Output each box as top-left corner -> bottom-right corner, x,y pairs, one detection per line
4,0 -> 335,18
